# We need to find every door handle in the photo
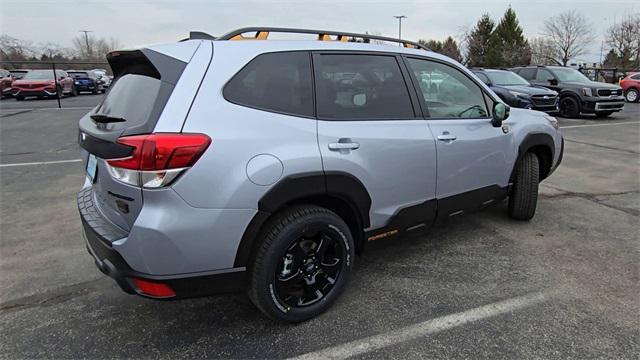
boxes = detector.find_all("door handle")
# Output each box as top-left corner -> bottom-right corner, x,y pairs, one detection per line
328,142 -> 360,150
437,132 -> 457,142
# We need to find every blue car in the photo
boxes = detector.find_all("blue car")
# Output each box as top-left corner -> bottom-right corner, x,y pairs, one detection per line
67,70 -> 105,94
472,68 -> 558,113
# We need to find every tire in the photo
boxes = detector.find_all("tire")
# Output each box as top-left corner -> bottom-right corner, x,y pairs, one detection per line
508,152 -> 540,221
15,96 -> 24,101
559,96 -> 580,118
248,205 -> 355,323
625,88 -> 638,103
595,111 -> 613,118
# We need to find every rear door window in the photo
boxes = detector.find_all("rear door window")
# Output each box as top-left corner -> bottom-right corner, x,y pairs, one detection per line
224,51 -> 314,117
518,68 -> 536,80
314,54 -> 414,120
536,69 -> 555,82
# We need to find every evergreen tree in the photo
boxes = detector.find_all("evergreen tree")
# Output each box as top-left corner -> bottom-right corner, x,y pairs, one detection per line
419,38 -> 462,62
441,37 -> 463,62
486,7 -> 531,67
465,14 -> 495,67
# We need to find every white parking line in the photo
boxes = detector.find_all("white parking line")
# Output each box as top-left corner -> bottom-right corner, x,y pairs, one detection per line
562,121 -> 640,129
0,159 -> 82,168
290,291 -> 553,360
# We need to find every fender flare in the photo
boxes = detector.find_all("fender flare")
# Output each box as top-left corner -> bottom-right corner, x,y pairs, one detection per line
233,171 -> 372,267
510,133 -> 555,183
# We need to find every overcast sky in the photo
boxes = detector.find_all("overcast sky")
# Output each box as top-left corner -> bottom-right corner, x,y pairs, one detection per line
1,0 -> 638,63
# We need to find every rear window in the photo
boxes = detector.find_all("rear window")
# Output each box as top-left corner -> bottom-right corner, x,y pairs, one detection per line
93,74 -> 163,128
224,52 -> 314,117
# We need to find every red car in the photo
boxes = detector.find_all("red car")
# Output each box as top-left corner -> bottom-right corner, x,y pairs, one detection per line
0,69 -> 13,98
620,72 -> 640,103
11,69 -> 76,100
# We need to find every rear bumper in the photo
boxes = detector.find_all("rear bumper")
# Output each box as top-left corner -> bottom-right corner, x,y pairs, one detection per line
78,188 -> 247,299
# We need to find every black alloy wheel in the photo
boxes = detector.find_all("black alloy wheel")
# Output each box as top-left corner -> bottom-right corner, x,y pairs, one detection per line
559,96 -> 580,118
275,225 -> 345,308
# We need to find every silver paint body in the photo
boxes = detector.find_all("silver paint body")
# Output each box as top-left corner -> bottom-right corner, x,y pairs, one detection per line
81,39 -> 563,276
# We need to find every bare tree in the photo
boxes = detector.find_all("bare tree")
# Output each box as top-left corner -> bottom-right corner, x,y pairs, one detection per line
72,34 -> 122,60
0,34 -> 36,62
605,13 -> 640,69
542,10 -> 595,66
529,37 -> 559,65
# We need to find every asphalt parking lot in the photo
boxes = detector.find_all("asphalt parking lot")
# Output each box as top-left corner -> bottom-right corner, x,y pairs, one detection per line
0,97 -> 638,359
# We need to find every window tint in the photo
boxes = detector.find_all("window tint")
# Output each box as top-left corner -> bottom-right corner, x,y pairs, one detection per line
535,69 -> 554,82
518,68 -> 536,80
224,52 -> 313,117
315,54 -> 414,120
407,58 -> 489,118
631,74 -> 640,80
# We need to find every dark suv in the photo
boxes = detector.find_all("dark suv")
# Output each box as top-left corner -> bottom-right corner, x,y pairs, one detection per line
511,66 -> 625,118
472,68 -> 558,112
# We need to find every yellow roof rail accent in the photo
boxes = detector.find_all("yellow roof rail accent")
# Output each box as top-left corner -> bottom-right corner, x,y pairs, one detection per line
214,27 -> 430,51
318,34 -> 351,42
230,31 -> 270,40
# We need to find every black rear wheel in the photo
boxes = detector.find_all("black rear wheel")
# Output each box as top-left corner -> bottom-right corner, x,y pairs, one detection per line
248,205 -> 354,322
559,96 -> 580,118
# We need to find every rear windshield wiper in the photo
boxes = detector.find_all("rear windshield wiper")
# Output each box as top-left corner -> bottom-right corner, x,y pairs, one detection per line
90,114 -> 126,123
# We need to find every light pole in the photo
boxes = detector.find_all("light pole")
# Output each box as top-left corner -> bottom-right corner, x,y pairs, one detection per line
393,15 -> 407,46
79,30 -> 93,58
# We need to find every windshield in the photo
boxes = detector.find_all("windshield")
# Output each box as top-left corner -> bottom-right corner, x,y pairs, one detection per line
486,71 -> 530,86
552,68 -> 591,83
23,70 -> 54,80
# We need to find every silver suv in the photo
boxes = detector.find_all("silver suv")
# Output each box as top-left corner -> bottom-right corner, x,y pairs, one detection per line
78,28 -> 564,322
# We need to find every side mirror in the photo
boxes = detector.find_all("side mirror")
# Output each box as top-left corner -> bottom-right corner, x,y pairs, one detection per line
492,102 -> 510,127
548,78 -> 558,86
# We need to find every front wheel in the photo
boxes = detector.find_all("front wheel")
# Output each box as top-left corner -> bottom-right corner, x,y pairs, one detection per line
559,96 -> 580,118
508,152 -> 540,220
625,88 -> 638,103
248,205 -> 354,323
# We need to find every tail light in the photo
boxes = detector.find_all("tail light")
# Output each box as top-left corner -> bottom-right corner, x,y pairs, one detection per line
106,133 -> 210,188
132,278 -> 176,298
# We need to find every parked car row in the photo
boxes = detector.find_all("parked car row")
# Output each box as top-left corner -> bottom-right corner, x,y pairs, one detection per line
470,66 -> 632,118
0,68 -> 112,100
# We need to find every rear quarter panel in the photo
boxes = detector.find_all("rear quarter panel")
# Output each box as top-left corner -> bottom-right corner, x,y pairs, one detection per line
173,44 -> 323,210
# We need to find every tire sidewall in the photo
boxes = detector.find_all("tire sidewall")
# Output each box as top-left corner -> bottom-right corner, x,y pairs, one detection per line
255,211 -> 354,322
626,89 -> 638,103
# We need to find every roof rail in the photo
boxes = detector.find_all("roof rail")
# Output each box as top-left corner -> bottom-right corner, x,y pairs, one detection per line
214,27 -> 430,51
